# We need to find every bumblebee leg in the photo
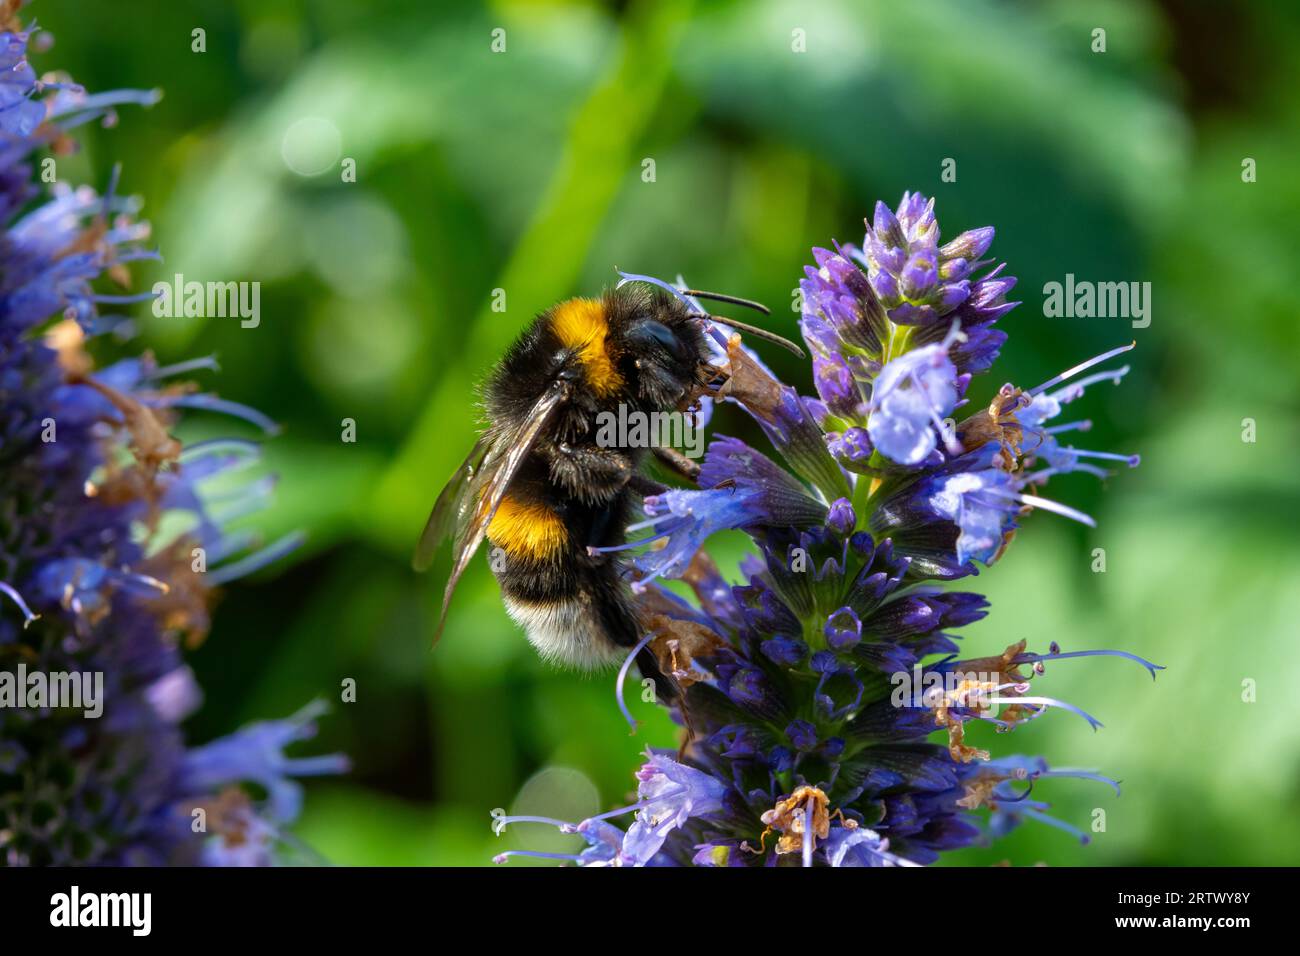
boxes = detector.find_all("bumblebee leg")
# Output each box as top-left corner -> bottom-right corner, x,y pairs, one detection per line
651,446 -> 701,483
542,441 -> 632,504
583,501 -> 626,566
628,475 -> 668,497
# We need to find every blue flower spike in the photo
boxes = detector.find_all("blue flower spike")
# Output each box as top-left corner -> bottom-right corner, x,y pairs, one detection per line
493,192 -> 1155,866
1,14 -> 342,866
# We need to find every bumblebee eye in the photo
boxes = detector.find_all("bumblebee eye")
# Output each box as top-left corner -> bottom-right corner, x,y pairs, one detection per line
628,319 -> 689,363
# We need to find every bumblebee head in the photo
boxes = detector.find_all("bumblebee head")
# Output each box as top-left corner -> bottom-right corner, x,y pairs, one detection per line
614,290 -> 712,408
611,274 -> 805,408
617,270 -> 802,344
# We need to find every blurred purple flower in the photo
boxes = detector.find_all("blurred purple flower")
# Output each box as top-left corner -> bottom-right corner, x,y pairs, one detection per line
0,15 -> 342,867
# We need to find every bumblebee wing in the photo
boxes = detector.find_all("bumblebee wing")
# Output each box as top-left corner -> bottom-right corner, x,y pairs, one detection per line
431,378 -> 570,646
412,434 -> 496,573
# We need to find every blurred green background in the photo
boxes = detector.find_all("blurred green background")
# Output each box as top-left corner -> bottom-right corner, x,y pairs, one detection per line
39,0 -> 1299,865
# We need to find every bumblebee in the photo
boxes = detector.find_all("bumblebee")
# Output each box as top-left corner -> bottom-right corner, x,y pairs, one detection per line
413,279 -> 801,689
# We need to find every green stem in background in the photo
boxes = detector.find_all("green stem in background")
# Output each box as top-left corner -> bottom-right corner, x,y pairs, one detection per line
373,0 -> 695,553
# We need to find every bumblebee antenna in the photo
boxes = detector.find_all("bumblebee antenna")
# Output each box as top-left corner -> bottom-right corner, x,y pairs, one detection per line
613,270 -> 802,357
677,288 -> 771,316
703,314 -> 806,358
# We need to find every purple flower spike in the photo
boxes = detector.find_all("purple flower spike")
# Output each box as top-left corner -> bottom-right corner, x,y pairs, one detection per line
854,192 -> 985,329
1,18 -> 337,866
509,198 -> 1153,870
